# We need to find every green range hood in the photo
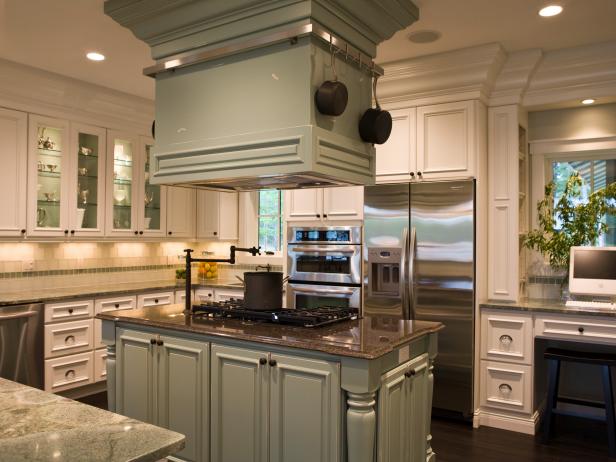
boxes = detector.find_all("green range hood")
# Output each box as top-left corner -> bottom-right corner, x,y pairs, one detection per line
105,0 -> 419,190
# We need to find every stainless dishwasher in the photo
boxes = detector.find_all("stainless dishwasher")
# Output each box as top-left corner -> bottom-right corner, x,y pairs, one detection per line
0,303 -> 44,388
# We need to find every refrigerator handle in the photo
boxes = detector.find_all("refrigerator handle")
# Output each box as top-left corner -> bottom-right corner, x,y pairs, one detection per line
400,226 -> 409,319
408,227 -> 417,319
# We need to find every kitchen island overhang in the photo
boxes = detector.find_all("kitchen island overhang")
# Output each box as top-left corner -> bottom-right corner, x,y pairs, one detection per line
98,304 -> 443,462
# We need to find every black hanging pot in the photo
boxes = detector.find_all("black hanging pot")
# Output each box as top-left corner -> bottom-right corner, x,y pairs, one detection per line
151,120 -> 155,139
315,48 -> 348,116
243,271 -> 284,311
359,76 -> 392,145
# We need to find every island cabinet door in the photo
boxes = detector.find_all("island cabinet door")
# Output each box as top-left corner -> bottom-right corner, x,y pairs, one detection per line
115,328 -> 156,424
269,354 -> 341,462
406,355 -> 429,462
210,344 -> 268,462
157,335 -> 209,462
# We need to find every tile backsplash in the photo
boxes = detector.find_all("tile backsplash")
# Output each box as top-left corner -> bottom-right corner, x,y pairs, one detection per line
0,241 -> 280,294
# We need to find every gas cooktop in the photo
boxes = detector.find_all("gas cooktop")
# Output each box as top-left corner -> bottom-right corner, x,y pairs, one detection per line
191,300 -> 359,328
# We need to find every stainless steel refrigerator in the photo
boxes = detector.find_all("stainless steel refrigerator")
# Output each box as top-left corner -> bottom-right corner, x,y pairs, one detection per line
363,180 -> 475,418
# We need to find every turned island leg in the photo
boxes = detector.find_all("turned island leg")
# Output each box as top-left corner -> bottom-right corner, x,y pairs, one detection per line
426,334 -> 438,462
346,391 -> 377,462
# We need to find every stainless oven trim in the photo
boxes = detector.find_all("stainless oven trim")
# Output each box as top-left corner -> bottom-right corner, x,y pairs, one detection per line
287,244 -> 362,285
287,283 -> 361,309
287,226 -> 362,245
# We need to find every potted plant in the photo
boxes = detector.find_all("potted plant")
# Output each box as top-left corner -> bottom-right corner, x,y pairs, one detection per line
175,268 -> 187,286
522,172 -> 616,298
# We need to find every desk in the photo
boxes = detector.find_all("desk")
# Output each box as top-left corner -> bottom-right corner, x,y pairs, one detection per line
476,300 -> 616,434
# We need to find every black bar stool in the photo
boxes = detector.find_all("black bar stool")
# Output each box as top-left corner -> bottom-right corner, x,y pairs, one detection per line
542,347 -> 616,457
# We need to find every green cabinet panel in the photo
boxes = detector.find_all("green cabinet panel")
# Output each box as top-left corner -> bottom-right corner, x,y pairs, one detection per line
210,344 -> 268,462
269,353 -> 340,462
158,335 -> 209,462
116,328 -> 155,424
378,353 -> 429,462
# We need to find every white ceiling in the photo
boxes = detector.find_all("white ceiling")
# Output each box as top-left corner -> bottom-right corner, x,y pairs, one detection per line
1,0 -> 616,101
376,0 -> 616,63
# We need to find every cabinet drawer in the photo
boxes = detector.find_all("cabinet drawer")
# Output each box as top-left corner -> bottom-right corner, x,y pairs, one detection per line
535,314 -> 616,344
481,310 -> 533,364
480,360 -> 532,414
214,289 -> 244,302
45,299 -> 93,323
175,289 -> 194,304
94,348 -> 107,382
44,319 -> 93,358
137,291 -> 174,308
194,288 -> 215,303
95,295 -> 136,314
94,318 -> 104,349
44,351 -> 93,392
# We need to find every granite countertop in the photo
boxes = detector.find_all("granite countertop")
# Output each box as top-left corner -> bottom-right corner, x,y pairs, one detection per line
480,299 -> 616,317
0,279 -> 244,306
0,377 -> 184,462
97,304 -> 443,360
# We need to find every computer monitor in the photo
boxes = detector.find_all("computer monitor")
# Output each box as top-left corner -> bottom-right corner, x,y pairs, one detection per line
569,246 -> 616,296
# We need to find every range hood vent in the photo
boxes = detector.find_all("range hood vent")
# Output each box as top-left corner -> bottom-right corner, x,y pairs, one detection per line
105,0 -> 419,190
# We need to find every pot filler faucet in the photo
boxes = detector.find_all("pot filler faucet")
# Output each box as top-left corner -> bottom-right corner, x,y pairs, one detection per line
183,246 -> 272,313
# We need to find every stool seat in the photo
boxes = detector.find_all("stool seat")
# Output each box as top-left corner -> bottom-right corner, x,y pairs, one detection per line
544,347 -> 616,366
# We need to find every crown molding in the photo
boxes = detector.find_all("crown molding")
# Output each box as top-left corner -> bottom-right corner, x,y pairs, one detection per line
523,40 -> 616,108
489,49 -> 543,107
0,58 -> 153,134
379,43 -> 507,107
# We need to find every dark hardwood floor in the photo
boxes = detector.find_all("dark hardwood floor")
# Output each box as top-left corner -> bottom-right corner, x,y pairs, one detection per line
79,392 -> 614,461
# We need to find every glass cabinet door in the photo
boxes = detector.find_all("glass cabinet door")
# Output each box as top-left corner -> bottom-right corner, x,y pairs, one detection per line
71,124 -> 106,236
140,136 -> 165,236
28,115 -> 69,236
107,131 -> 137,236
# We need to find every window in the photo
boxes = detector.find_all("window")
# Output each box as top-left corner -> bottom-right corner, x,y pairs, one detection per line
257,190 -> 283,253
551,157 -> 616,246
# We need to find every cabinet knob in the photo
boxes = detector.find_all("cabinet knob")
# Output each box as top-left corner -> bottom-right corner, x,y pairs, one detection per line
269,359 -> 277,367
139,231 -> 144,235
114,303 -> 120,308
134,231 -> 139,235
213,231 -> 218,236
154,299 -> 159,304
70,230 -> 75,235
323,214 -> 328,218
499,383 -> 513,397
578,327 -> 585,334
168,231 -> 172,236
499,334 -> 513,347
156,339 -> 164,346
150,338 -> 156,345
316,214 -> 321,218
64,229 -> 69,234
410,172 -> 415,177
417,171 -> 422,177
65,335 -> 75,345
21,229 -> 26,234
259,358 -> 267,365
404,369 -> 416,378
65,369 -> 76,380
68,308 -> 74,314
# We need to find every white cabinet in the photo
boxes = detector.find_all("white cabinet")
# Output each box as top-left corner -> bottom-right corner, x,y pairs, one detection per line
137,291 -> 175,309
376,108 -> 416,183
285,186 -> 363,223
44,351 -> 94,393
376,101 -> 482,183
214,289 -> 244,302
138,136 -> 167,237
167,186 -> 196,239
27,115 -> 71,237
0,108 -> 27,237
196,190 -> 239,240
481,310 -> 533,364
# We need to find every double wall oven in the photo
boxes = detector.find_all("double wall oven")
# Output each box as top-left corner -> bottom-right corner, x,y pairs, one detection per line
286,226 -> 362,310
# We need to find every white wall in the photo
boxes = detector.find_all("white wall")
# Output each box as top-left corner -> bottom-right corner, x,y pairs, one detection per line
529,102 -> 616,141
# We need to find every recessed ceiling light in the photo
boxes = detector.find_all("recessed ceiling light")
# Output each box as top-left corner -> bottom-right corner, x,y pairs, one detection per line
538,4 -> 563,17
86,52 -> 105,61
408,30 -> 442,44
581,98 -> 595,105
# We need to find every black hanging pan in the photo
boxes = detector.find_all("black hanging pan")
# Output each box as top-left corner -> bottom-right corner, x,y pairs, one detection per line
315,46 -> 348,116
359,75 -> 392,145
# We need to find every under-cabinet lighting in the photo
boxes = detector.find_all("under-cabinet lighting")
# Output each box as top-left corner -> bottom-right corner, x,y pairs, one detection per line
86,52 -> 106,61
581,98 -> 595,105
538,5 -> 563,17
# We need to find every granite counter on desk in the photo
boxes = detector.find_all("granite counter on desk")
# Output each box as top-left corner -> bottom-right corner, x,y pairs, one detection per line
480,298 -> 616,317
98,304 -> 443,462
0,377 -> 184,462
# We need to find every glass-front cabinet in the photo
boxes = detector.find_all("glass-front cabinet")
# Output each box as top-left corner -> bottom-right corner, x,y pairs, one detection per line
27,115 -> 70,237
70,123 -> 106,237
106,131 -> 138,237
139,136 -> 166,237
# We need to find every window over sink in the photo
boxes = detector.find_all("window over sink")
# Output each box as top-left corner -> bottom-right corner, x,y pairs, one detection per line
257,190 -> 283,253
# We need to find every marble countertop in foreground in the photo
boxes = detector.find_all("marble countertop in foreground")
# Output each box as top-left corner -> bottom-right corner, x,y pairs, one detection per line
0,279 -> 244,306
98,304 -> 443,360
480,299 -> 616,317
0,378 -> 185,462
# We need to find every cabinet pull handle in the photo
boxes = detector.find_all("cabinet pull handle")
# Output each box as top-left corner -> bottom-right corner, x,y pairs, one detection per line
65,369 -> 76,380
156,339 -> 164,346
154,299 -> 159,303
404,369 -> 416,378
114,303 -> 120,308
417,171 -> 422,177
168,231 -> 172,235
499,383 -> 512,397
139,231 -> 144,235
150,338 -> 156,345
578,327 -> 585,333
134,231 -> 139,235
316,214 -> 321,218
499,334 -> 513,347
323,214 -> 328,218
259,358 -> 267,365
68,308 -> 74,314
213,231 -> 218,236
269,359 -> 277,367
64,229 -> 69,234
410,172 -> 415,177
21,229 -> 26,234
65,335 -> 75,345
70,230 -> 75,235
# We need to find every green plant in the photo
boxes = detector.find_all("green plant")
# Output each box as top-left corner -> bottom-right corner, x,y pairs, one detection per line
522,172 -> 616,270
175,268 -> 186,280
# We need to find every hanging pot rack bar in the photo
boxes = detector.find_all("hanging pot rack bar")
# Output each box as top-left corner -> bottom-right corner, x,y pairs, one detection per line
143,22 -> 384,78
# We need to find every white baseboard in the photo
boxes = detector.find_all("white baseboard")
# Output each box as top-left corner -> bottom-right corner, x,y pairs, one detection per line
474,409 -> 540,435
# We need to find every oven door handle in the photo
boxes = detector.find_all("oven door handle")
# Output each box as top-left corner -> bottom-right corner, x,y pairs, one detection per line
291,286 -> 356,295
290,247 -> 357,254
